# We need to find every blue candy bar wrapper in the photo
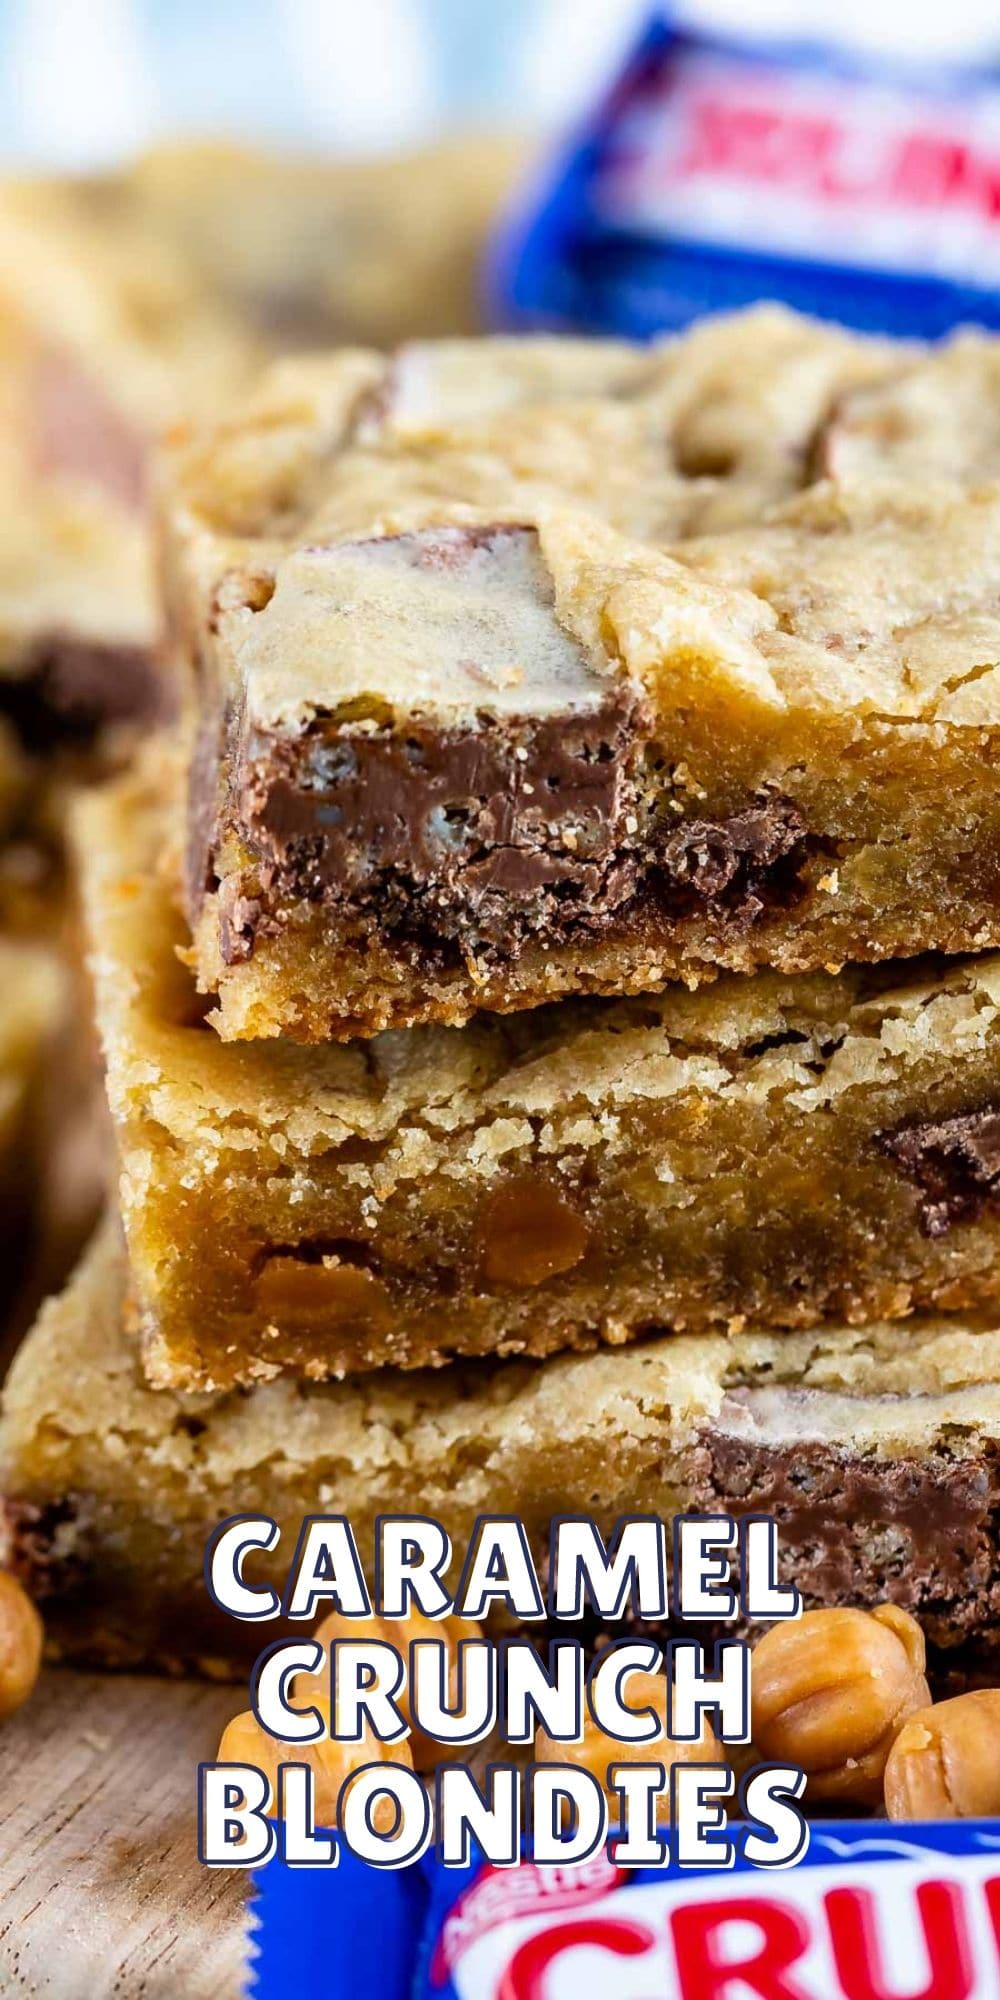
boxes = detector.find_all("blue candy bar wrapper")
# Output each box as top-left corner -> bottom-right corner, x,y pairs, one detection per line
251,1821 -> 1000,1996
248,1840 -> 429,1999
488,12 -> 1000,339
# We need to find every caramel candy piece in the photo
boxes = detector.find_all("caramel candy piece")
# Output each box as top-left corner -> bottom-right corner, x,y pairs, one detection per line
314,1606 -> 483,1771
535,1670 -> 725,1826
217,1696 -> 409,1831
750,1605 -> 930,1806
885,1690 -> 1000,1820
480,1177 -> 589,1288
0,1571 -> 43,1721
254,1254 -> 390,1327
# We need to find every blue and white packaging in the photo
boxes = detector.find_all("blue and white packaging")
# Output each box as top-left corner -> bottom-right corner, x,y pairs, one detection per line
489,13 -> 1000,338
251,1822 -> 1000,1997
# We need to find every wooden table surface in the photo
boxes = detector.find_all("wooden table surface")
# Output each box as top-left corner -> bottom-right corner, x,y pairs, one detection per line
0,1670 -> 249,2000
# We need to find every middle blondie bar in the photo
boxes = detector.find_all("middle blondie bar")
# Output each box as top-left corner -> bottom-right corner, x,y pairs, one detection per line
79,755 -> 1000,1391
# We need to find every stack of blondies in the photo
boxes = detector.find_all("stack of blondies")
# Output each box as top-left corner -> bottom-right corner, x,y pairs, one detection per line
5,306 -> 1000,1680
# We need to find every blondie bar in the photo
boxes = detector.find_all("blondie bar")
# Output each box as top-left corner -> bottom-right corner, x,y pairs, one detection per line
164,321 -> 1000,1040
79,756 -> 1000,1389
127,135 -> 525,349
0,177 -> 257,762
0,315 -> 166,757
0,136 -> 522,765
4,1218 -> 1000,1676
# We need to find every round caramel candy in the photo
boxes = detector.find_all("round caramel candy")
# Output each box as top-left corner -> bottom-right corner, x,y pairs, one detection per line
750,1604 -> 930,1806
0,1571 -> 43,1721
885,1689 -> 1000,1820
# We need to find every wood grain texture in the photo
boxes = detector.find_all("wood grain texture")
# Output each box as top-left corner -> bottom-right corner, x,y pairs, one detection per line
0,1670 -> 249,2000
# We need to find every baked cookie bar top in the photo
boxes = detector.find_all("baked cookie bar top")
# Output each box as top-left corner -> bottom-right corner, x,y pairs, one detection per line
77,755 -> 1000,1390
164,314 -> 1000,1041
0,176 -> 264,759
0,132 -> 520,758
4,1218 -> 1000,1675
0,314 -> 163,752
817,328 -> 1000,487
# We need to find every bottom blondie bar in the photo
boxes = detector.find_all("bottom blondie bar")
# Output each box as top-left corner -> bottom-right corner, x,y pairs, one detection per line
3,1219 -> 1000,1678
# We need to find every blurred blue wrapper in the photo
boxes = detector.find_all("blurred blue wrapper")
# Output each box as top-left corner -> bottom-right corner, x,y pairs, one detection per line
248,1839 -> 429,2000
489,13 -> 1000,338
249,1820 -> 1000,1998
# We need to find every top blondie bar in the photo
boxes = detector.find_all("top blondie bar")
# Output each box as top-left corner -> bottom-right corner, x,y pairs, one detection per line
164,307 -> 1000,1041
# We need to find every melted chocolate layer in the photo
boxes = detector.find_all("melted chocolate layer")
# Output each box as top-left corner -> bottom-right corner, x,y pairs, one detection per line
192,523 -> 829,968
537,1432 -> 1000,1673
203,685 -> 819,969
243,686 -> 646,909
698,1429 -> 1000,1647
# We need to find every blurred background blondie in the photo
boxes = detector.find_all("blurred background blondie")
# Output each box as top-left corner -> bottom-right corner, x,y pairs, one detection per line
0,119 -> 526,1329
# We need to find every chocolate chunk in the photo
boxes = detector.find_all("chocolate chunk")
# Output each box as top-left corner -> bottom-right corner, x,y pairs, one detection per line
204,733 -> 818,971
200,522 -> 661,959
222,684 -> 649,960
0,1495 -> 82,1601
0,635 -> 167,750
878,1107 -> 1000,1236
215,723 -> 818,967
196,525 -> 824,967
656,798 -> 813,916
698,1428 -> 1000,1645
531,1428 -> 1000,1665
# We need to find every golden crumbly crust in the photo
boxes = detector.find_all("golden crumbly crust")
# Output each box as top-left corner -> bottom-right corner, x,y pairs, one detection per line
74,751 -> 1000,1388
4,1219 -> 1000,1674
